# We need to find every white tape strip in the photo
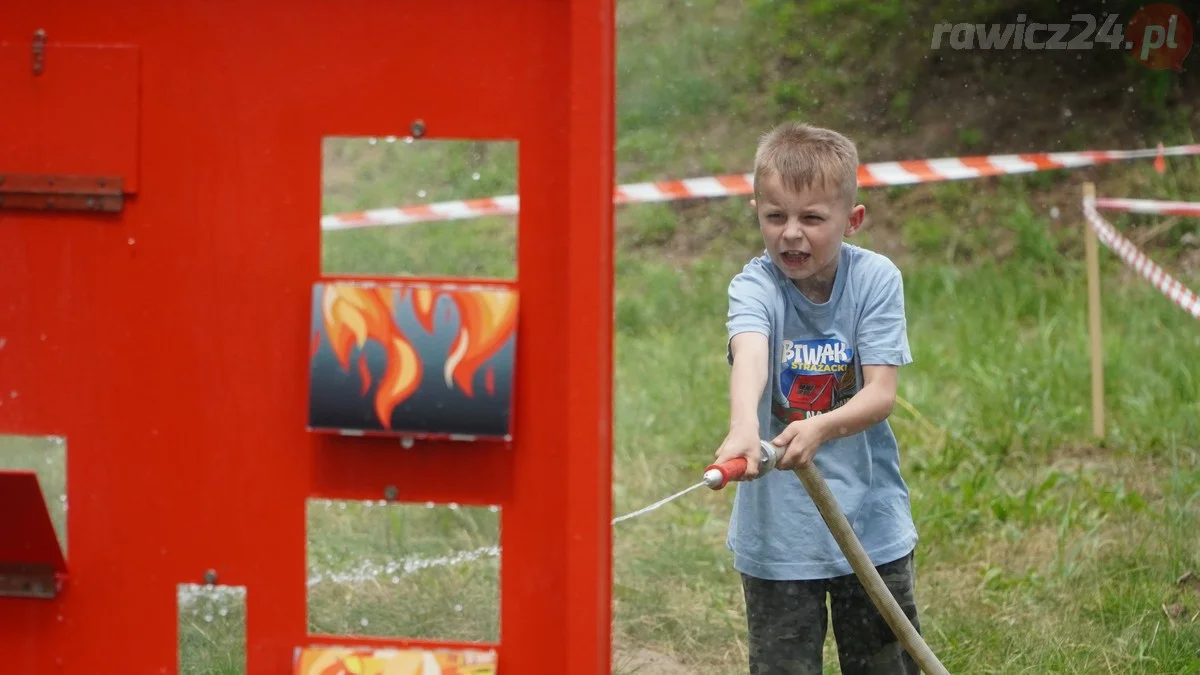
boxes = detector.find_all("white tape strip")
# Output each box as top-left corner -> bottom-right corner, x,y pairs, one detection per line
1083,197 -> 1200,320
321,142 -> 1200,231
1094,197 -> 1200,217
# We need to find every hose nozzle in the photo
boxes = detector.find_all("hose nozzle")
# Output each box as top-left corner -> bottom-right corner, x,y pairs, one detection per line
703,440 -> 779,490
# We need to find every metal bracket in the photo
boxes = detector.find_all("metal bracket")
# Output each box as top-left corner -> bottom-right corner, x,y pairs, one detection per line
0,173 -> 123,213
0,562 -> 62,599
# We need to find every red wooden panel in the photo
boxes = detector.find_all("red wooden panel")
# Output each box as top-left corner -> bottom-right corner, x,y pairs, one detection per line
0,1 -> 613,674
0,41 -> 140,190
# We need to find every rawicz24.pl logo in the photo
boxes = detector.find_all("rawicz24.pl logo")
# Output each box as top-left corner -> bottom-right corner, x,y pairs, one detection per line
930,4 -> 1193,70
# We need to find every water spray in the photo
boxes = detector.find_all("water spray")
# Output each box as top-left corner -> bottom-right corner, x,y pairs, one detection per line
612,439 -> 950,675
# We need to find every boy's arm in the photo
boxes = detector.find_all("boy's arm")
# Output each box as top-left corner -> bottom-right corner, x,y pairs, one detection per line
714,262 -> 774,479
714,331 -> 771,479
811,364 -> 896,440
728,332 -> 770,431
770,365 -> 897,469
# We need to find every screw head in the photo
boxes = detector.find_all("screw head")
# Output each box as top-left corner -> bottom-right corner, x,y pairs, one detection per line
384,485 -> 399,501
203,569 -> 218,585
410,119 -> 426,138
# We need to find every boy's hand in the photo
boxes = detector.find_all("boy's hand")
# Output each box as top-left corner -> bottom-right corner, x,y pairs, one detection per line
771,417 -> 828,470
713,422 -> 764,481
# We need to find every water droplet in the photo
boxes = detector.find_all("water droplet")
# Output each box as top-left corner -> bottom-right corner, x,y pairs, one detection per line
9,391 -> 17,399
489,505 -> 500,513
219,607 -> 228,617
417,190 -> 427,198
361,617 -> 370,627
425,501 -> 435,509
339,502 -> 347,510
204,614 -> 213,623
368,137 -> 378,145
391,575 -> 400,584
128,237 -> 135,245
401,437 -> 415,449
449,502 -> 459,510
40,334 -> 47,341
0,337 -> 6,350
1050,207 -> 1061,220
386,136 -> 397,143
471,172 -> 481,181
455,604 -> 463,612
404,136 -> 414,144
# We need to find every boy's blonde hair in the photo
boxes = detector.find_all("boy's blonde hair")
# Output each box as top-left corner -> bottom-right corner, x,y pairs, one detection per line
753,122 -> 859,208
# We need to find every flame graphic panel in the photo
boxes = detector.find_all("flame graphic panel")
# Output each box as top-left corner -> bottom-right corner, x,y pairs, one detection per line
293,646 -> 498,675
308,281 -> 517,440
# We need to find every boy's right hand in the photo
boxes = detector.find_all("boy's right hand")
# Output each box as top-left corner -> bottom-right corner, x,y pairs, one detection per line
713,422 -> 763,481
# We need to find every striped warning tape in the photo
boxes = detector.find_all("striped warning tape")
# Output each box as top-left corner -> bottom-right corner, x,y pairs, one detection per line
1094,197 -> 1200,217
321,142 -> 1200,231
1082,196 -> 1200,320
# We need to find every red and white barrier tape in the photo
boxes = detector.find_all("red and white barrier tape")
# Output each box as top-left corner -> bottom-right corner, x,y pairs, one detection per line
321,142 -> 1200,231
1093,197 -> 1200,217
1082,197 -> 1200,320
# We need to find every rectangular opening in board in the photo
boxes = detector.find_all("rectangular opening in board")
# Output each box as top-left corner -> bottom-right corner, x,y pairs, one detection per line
306,499 -> 500,643
0,434 -> 67,555
178,583 -> 246,675
320,137 -> 518,280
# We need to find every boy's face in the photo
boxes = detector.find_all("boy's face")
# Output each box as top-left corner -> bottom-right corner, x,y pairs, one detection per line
752,172 -> 865,287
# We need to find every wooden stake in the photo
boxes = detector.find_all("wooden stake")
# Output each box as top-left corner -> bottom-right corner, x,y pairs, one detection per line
1083,182 -> 1105,438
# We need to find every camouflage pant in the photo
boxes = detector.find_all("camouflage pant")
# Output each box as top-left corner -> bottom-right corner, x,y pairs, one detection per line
741,550 -> 921,675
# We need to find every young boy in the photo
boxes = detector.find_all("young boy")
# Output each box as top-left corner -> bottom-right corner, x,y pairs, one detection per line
713,121 -> 921,675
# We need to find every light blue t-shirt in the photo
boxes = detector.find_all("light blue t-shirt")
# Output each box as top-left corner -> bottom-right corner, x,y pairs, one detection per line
724,243 -> 917,581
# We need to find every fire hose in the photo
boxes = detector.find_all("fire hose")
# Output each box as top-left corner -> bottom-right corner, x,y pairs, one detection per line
703,441 -> 951,675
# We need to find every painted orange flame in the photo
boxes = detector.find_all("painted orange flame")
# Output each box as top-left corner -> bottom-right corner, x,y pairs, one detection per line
444,290 -> 517,397
321,285 -> 422,429
294,646 -> 497,675
411,286 -> 438,333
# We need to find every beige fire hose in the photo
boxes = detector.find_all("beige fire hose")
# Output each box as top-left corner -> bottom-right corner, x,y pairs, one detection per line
793,462 -> 950,675
704,444 -> 950,674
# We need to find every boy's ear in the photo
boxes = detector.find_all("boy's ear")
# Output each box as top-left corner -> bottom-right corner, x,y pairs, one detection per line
844,204 -> 866,236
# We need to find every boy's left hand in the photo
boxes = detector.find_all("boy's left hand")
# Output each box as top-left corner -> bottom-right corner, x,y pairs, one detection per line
771,417 -> 828,470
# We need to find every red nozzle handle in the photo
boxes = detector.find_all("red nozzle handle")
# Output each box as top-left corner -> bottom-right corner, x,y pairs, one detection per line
704,457 -> 748,489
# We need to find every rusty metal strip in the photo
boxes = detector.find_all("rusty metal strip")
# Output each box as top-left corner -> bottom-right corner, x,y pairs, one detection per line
0,562 -> 62,599
0,173 -> 124,213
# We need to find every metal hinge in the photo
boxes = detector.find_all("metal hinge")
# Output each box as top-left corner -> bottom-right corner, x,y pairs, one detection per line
0,562 -> 63,599
0,173 -> 123,213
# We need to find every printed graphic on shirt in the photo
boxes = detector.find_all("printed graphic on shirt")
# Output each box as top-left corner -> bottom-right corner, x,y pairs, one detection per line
773,338 -> 857,423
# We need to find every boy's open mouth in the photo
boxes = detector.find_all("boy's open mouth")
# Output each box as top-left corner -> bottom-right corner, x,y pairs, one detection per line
780,250 -> 810,267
